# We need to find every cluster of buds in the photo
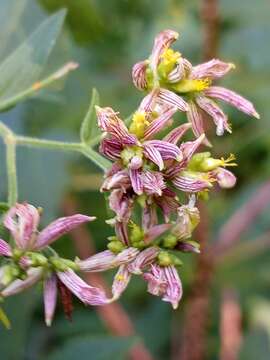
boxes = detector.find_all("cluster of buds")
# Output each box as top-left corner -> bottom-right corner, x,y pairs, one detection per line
0,30 -> 259,323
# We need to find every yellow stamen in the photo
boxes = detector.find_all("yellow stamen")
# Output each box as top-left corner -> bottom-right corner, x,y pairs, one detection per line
115,275 -> 125,282
129,111 -> 150,139
172,78 -> 211,93
158,48 -> 181,78
220,153 -> 237,167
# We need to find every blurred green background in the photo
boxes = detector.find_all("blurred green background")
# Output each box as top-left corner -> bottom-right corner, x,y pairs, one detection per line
0,0 -> 270,359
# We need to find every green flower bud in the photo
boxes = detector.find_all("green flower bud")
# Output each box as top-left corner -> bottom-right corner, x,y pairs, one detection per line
163,234 -> 178,249
157,251 -> 173,267
107,241 -> 125,254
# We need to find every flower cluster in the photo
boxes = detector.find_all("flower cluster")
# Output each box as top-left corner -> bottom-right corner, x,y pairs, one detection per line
0,30 -> 259,324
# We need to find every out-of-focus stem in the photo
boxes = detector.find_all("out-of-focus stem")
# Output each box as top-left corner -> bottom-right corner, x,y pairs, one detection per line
201,0 -> 220,60
62,194 -> 153,360
220,289 -> 242,360
0,122 -> 18,206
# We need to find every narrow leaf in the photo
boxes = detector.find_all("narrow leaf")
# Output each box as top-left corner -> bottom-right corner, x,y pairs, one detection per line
80,88 -> 100,145
0,307 -> 11,330
82,147 -> 111,172
0,9 -> 66,110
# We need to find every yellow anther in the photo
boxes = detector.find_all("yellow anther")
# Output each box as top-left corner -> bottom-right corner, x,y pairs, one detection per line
161,48 -> 181,66
220,153 -> 237,167
116,275 -> 125,282
129,111 -> 150,139
172,78 -> 212,93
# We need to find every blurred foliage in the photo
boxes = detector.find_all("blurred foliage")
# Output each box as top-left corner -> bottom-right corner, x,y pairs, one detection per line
0,0 -> 270,359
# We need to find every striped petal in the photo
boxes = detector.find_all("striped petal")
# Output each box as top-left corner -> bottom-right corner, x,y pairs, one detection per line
191,59 -> 235,79
164,123 -> 191,145
172,175 -> 213,193
132,61 -> 148,90
187,100 -> 212,147
0,239 -> 12,257
204,86 -> 260,119
162,266 -> 183,309
143,143 -> 164,170
128,247 -> 159,274
143,106 -> 177,140
129,168 -> 143,195
144,140 -> 182,161
99,138 -> 122,160
111,265 -> 131,300
44,274 -> 57,326
196,95 -> 231,136
158,88 -> 189,112
35,215 -> 95,250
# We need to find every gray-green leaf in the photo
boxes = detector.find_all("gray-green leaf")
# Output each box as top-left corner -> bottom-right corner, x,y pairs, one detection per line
80,88 -> 100,145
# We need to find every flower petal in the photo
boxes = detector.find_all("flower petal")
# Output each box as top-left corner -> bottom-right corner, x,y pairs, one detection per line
144,140 -> 182,161
128,247 -> 159,274
212,167 -> 237,188
191,59 -> 235,79
35,215 -> 95,250
143,143 -> 164,170
44,274 -> 57,326
143,106 -> 177,140
99,138 -> 122,160
196,95 -> 231,136
144,224 -> 171,244
4,203 -> 40,250
0,239 -> 12,257
109,189 -> 134,222
187,100 -> 212,147
172,174 -> 213,193
57,269 -> 109,305
158,88 -> 189,112
132,61 -> 148,90
162,266 -> 183,309
150,29 -> 179,71
204,86 -> 260,119
129,168 -> 143,195
111,265 -> 131,300
164,123 -> 191,145
1,268 -> 43,297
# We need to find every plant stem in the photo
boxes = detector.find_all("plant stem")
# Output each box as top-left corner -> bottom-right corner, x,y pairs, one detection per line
16,135 -> 83,152
0,122 -> 18,206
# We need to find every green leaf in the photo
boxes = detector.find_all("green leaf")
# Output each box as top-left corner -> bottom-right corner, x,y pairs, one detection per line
80,88 -> 100,145
0,9 -> 67,111
46,336 -> 137,360
0,307 -> 11,330
82,147 -> 111,172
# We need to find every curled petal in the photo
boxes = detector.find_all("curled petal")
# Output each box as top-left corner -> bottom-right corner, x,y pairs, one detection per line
143,106 -> 177,140
129,168 -> 143,195
172,204 -> 200,240
143,143 -> 164,170
4,203 -> 40,250
158,88 -> 189,112
212,167 -> 237,188
196,95 -> 231,136
143,264 -> 167,296
150,29 -> 179,70
144,140 -> 182,161
164,123 -> 191,145
44,274 -> 57,326
162,266 -> 182,309
132,61 -> 148,90
1,268 -> 43,297
35,215 -> 95,250
111,265 -> 131,300
191,59 -> 235,79
141,171 -> 166,196
100,138 -> 122,160
138,89 -> 159,114
172,175 -> 213,193
182,58 -> 193,75
96,106 -> 137,145
101,169 -> 131,192
168,60 -> 185,83
204,86 -> 260,119
128,247 -> 159,274
187,101 -> 212,147
0,239 -> 12,257
109,189 -> 133,222
57,269 -> 109,305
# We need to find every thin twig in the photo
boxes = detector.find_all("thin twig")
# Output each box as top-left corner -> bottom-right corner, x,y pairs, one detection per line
62,194 -> 153,360
220,289 -> 242,360
213,181 -> 270,256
